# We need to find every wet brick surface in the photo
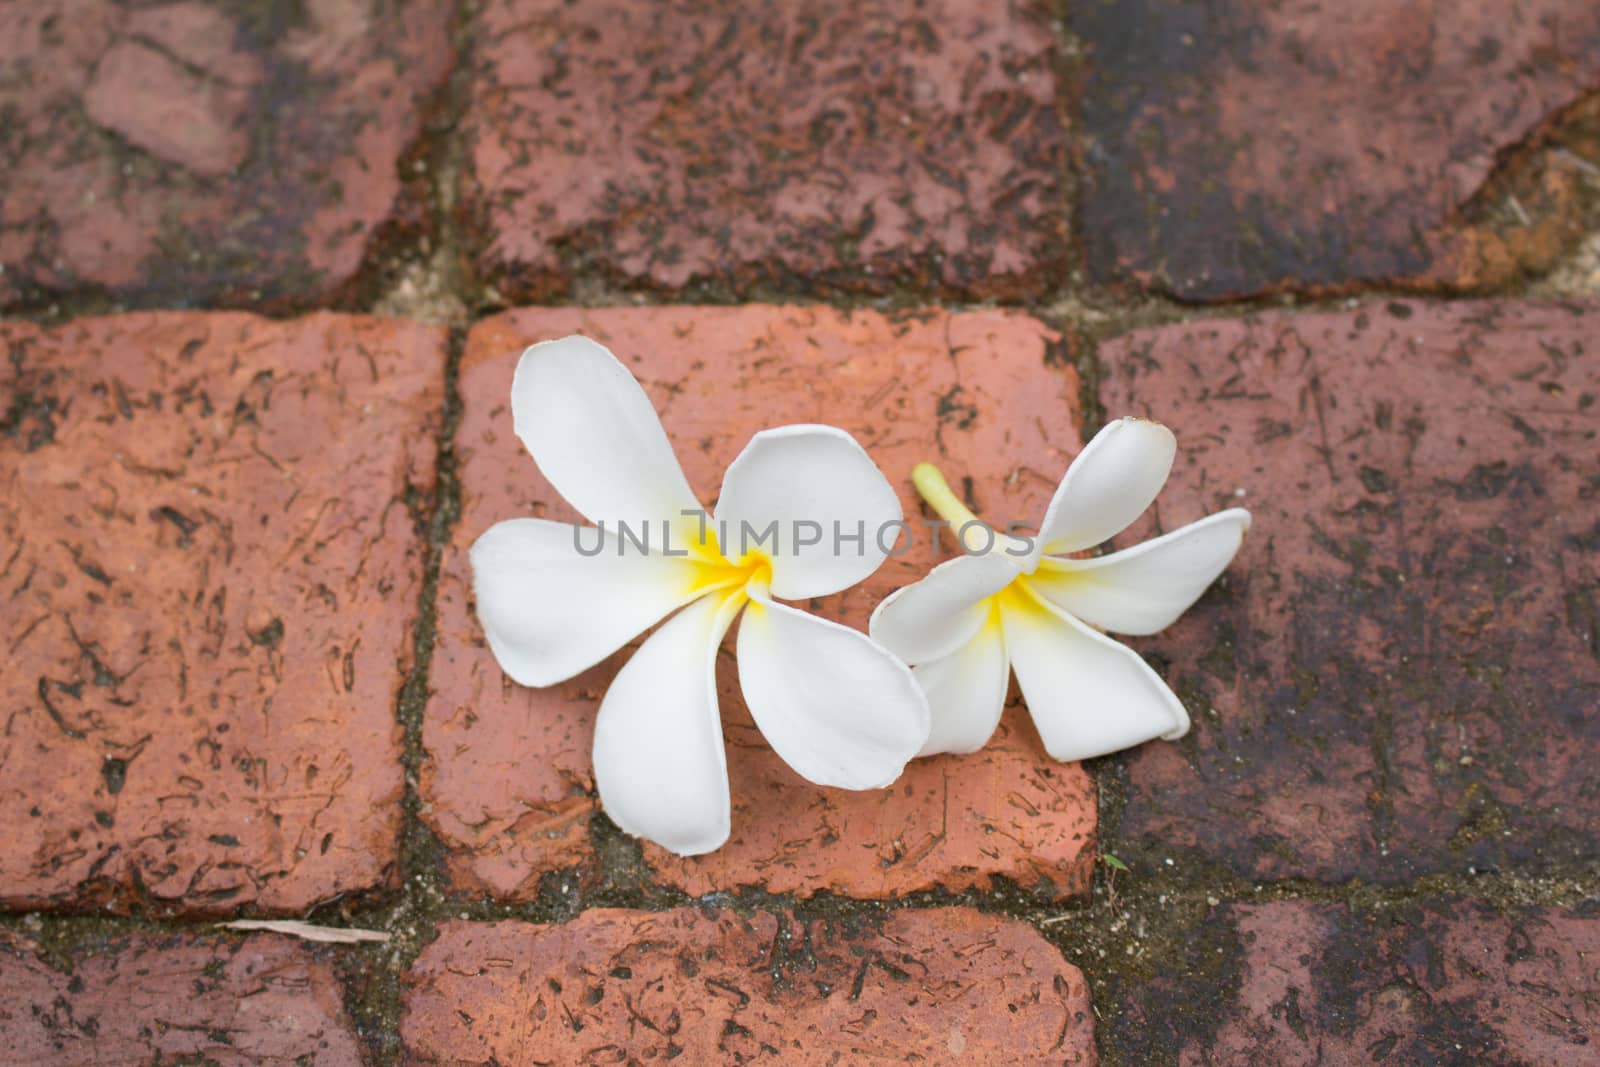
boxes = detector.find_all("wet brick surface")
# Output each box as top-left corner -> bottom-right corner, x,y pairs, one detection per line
1099,301 -> 1600,884
1111,897 -> 1600,1066
1076,0 -> 1600,299
0,0 -> 456,309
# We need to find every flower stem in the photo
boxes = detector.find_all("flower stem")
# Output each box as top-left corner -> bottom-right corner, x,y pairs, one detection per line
912,462 -> 980,529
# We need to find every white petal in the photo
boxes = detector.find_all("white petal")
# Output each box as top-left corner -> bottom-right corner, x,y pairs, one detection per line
470,518 -> 716,687
736,592 -> 930,789
593,590 -> 745,856
1030,508 -> 1252,636
713,425 -> 901,600
913,619 -> 1010,756
868,552 -> 1021,665
1000,589 -> 1188,762
1036,418 -> 1176,556
512,335 -> 703,529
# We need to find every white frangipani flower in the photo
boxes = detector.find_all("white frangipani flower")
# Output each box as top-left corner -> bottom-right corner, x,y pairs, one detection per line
869,417 -> 1250,762
470,336 -> 930,856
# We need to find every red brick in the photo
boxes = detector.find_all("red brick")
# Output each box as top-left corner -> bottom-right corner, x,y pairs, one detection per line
402,908 -> 1096,1064
1114,898 -> 1600,1065
0,930 -> 365,1063
1099,301 -> 1600,883
83,40 -> 251,178
0,312 -> 444,913
464,0 -> 1067,299
0,0 -> 455,309
1076,0 -> 1600,299
426,306 -> 1095,900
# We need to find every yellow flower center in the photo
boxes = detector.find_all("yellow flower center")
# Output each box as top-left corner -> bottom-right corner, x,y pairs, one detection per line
683,524 -> 773,600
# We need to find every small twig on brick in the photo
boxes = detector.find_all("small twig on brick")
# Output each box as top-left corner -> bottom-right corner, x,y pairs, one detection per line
221,919 -> 390,944
1038,913 -> 1080,926
1553,147 -> 1600,178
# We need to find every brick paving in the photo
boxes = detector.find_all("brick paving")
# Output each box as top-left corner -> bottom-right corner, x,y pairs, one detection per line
0,930 -> 365,1063
1099,302 -> 1600,886
1077,0 -> 1600,300
402,907 -> 1096,1064
462,0 -> 1068,299
1,1 -> 1597,1064
0,1 -> 455,309
1,313 -> 444,914
1110,898 -> 1600,1064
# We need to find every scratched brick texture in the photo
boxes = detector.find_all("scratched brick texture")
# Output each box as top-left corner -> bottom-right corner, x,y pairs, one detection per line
0,312 -> 443,914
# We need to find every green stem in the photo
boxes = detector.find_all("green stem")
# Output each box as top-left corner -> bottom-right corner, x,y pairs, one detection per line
912,462 -> 980,529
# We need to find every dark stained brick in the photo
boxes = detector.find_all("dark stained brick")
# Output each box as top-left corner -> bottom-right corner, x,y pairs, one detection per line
402,908 -> 1097,1064
426,306 -> 1096,901
463,0 -> 1067,299
0,930 -> 365,1063
1100,302 -> 1600,884
0,0 -> 456,309
1076,0 -> 1600,299
1112,898 -> 1600,1066
0,312 -> 444,914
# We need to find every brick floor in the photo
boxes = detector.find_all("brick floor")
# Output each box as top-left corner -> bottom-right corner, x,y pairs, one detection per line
0,0 -> 455,309
425,305 -> 1097,900
402,906 -> 1097,1064
462,0 -> 1067,300
1098,301 -> 1600,884
1109,897 -> 1600,1065
0,930 -> 365,1063
0,312 -> 444,914
5,6 -> 1600,1061
1075,0 -> 1600,299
